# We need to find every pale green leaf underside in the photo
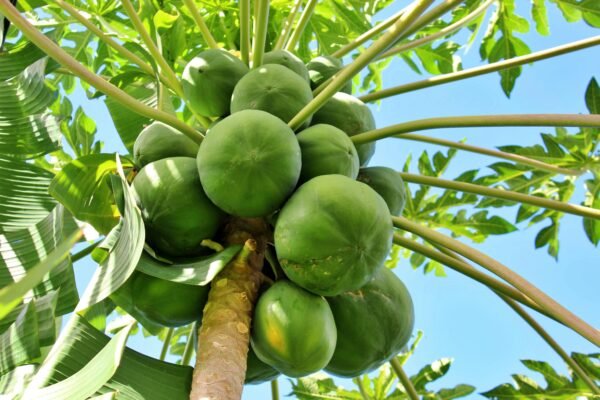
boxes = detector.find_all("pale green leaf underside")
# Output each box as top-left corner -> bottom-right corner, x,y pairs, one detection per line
0,291 -> 59,347
0,303 -> 41,377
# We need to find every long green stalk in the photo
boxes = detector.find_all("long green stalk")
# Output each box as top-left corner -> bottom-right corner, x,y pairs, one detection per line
252,0 -> 270,68
284,0 -> 317,52
53,0 -> 155,77
182,0 -> 219,49
396,133 -> 582,176
271,379 -> 280,400
390,358 -> 419,400
273,0 -> 303,50
70,240 -> 101,263
351,114 -> 600,144
353,377 -> 372,400
392,234 -> 554,320
331,5 -> 408,58
239,0 -> 251,65
377,0 -> 494,60
361,35 -> 600,102
181,322 -> 197,366
0,0 -> 204,142
120,0 -> 183,98
501,296 -> 600,394
393,216 -> 600,346
398,171 -> 600,220
289,0 -> 435,130
160,328 -> 175,361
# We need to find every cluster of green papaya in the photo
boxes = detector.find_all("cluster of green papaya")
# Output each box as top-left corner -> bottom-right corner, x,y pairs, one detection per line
126,48 -> 414,381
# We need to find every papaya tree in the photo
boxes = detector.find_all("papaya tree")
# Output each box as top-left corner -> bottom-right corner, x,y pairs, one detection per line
0,0 -> 599,399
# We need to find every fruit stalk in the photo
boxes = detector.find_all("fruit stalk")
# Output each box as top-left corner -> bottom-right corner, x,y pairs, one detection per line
182,0 -> 219,49
239,0 -> 251,65
284,0 -> 318,52
251,0 -> 270,68
273,0 -> 303,50
190,218 -> 269,400
0,0 -> 204,143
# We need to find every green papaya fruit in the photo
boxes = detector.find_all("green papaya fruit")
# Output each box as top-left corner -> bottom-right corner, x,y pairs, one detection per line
274,175 -> 393,296
357,167 -> 406,216
251,280 -> 337,377
296,124 -> 359,183
133,122 -> 199,168
310,92 -> 376,166
245,346 -> 280,385
325,267 -> 414,377
263,50 -> 310,82
197,110 -> 301,217
131,271 -> 210,327
132,157 -> 225,257
230,64 -> 313,127
182,49 -> 249,118
306,55 -> 352,94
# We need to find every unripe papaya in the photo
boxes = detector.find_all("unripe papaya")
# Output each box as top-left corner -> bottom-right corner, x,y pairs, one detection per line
230,64 -> 313,127
306,55 -> 352,94
197,110 -> 301,217
131,271 -> 210,327
251,281 -> 337,377
263,50 -> 310,82
311,92 -> 376,166
132,157 -> 224,257
357,167 -> 407,216
325,267 -> 414,377
182,49 -> 249,118
296,124 -> 359,183
274,175 -> 393,296
245,347 -> 280,385
133,122 -> 199,168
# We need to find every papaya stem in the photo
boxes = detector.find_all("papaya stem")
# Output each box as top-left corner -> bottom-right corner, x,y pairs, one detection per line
283,0 -> 317,52
500,296 -> 600,395
396,133 -> 583,176
190,219 -> 270,400
273,0 -> 303,50
160,328 -> 175,361
239,0 -> 251,65
392,234 -> 555,322
351,114 -> 600,145
288,0 -> 435,130
201,239 -> 225,253
251,0 -> 270,68
398,171 -> 600,220
390,358 -> 419,400
270,379 -> 280,400
182,0 -> 219,49
0,0 -> 205,143
120,0 -> 183,98
181,322 -> 197,366
393,216 -> 600,347
360,35 -> 600,102
70,240 -> 101,263
331,5 -> 408,59
377,0 -> 495,61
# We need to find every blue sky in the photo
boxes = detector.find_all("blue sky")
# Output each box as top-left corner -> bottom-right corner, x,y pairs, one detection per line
71,1 -> 599,398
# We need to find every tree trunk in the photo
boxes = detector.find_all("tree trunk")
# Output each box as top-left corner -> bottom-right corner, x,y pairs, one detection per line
190,218 -> 270,400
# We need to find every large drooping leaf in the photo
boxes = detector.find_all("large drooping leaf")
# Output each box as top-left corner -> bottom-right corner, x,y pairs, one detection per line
135,245 -> 242,286
0,205 -> 79,316
0,40 -> 46,81
0,364 -> 36,399
0,227 -> 81,319
76,157 -> 144,312
0,291 -> 59,346
0,302 -> 41,376
0,156 -> 57,232
0,59 -> 61,158
32,315 -> 192,400
49,154 -> 131,235
22,322 -> 134,400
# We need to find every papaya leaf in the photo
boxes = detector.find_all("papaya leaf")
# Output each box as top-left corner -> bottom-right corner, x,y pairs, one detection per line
0,40 -> 45,81
22,321 -> 134,400
0,156 -> 57,232
586,77 -> 600,114
135,245 -> 242,286
0,205 -> 80,317
76,156 -> 145,312
0,291 -> 59,347
49,154 -> 132,235
0,59 -> 62,158
0,364 -> 36,399
291,373 -> 362,399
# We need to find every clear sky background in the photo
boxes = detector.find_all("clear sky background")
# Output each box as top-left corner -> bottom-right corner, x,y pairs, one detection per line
70,1 -> 599,398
